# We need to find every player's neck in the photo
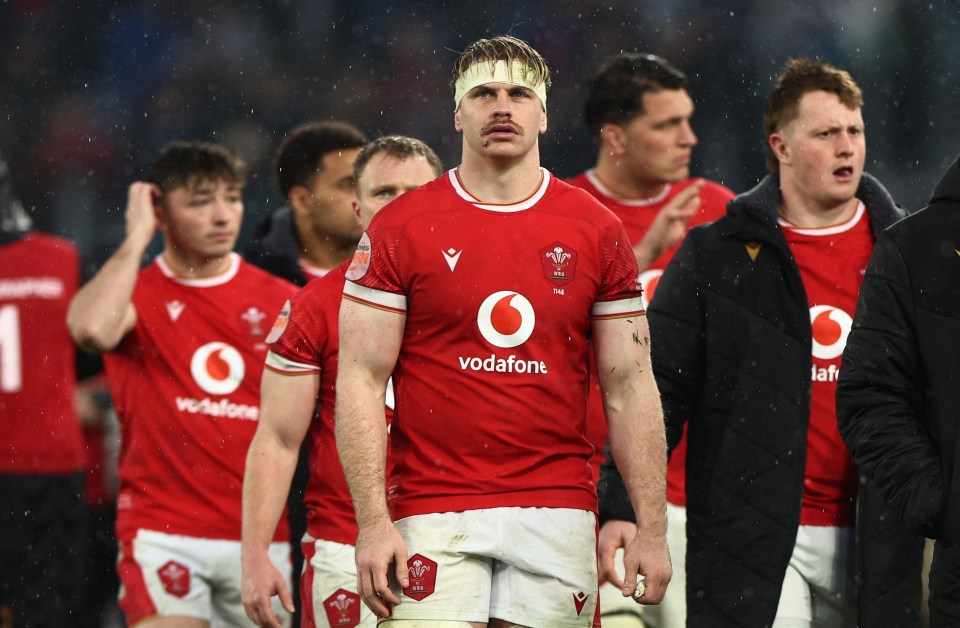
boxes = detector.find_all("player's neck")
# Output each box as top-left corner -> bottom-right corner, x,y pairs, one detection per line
296,226 -> 354,271
161,249 -> 233,279
593,157 -> 666,201
458,150 -> 543,204
778,189 -> 860,229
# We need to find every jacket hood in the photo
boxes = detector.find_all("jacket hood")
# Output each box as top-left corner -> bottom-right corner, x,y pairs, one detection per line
929,155 -> 960,206
242,205 -> 307,285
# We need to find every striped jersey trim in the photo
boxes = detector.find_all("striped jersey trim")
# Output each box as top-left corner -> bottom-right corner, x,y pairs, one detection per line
591,297 -> 645,319
584,169 -> 672,207
343,282 -> 407,314
156,252 -> 241,287
778,200 -> 865,236
449,168 -> 551,213
264,351 -> 319,375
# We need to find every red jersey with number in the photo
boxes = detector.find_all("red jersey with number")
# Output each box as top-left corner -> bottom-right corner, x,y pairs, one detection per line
0,232 -> 83,474
781,201 -> 874,526
103,253 -> 297,540
344,169 -> 643,519
567,170 -> 735,505
265,261 -> 394,545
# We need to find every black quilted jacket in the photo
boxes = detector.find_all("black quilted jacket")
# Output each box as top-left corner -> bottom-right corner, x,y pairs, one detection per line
599,173 -> 923,627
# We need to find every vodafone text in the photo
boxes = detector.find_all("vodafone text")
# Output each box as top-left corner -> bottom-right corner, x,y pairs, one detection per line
174,396 -> 259,420
811,363 -> 840,383
458,353 -> 548,374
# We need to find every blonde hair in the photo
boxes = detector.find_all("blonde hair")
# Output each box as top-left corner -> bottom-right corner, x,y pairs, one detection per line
764,58 -> 863,173
452,36 -> 551,96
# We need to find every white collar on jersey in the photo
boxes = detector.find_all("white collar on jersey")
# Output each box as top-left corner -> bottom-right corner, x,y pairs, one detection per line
156,251 -> 241,287
777,200 -> 866,236
449,167 -> 551,213
584,169 -> 672,207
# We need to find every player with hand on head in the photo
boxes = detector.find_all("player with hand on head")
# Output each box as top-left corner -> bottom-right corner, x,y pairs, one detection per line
335,35 -> 670,627
68,141 -> 298,628
241,135 -> 443,628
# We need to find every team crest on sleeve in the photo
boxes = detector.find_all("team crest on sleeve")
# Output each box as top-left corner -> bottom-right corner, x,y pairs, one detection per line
540,241 -> 578,286
264,299 -> 291,344
345,232 -> 372,281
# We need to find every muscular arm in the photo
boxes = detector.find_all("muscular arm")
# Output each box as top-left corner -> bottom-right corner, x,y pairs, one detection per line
241,367 -> 318,627
593,313 -> 670,604
335,297 -> 405,618
67,182 -> 157,354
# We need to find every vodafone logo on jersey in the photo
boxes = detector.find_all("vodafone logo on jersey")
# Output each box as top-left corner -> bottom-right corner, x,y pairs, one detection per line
460,291 -> 547,375
810,305 -> 853,360
190,341 -> 245,395
477,291 -> 536,349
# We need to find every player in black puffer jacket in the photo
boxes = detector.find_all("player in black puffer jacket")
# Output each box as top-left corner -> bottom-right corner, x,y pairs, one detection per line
838,156 -> 960,627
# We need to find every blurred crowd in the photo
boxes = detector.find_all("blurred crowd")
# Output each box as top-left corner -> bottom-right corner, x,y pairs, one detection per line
1,0 -> 958,269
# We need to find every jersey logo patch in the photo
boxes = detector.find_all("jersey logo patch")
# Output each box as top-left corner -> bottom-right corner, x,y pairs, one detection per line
573,591 -> 590,616
745,241 -> 762,261
323,588 -> 361,627
190,342 -> 245,395
477,291 -> 536,348
241,306 -> 267,337
810,304 -> 853,360
404,554 -> 437,601
345,232 -> 372,281
541,241 -> 578,286
265,300 -> 291,344
157,560 -> 190,598
442,247 -> 462,271
166,300 -> 185,321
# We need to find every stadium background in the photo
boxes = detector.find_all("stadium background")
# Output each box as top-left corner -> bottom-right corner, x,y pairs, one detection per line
1,0 -> 957,270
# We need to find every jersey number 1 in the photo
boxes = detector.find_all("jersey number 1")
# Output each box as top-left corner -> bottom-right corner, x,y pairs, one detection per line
0,304 -> 22,393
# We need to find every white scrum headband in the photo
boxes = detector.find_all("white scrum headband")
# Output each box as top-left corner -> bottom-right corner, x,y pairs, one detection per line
453,60 -> 547,111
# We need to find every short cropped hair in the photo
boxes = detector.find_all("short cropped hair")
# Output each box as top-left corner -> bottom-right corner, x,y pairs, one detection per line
451,35 -> 551,95
147,140 -> 246,192
353,136 -> 444,186
583,53 -> 688,139
764,58 -> 863,172
273,121 -> 367,197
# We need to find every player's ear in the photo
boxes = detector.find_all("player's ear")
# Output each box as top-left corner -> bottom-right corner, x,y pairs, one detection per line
600,124 -> 627,156
352,199 -> 363,228
287,185 -> 312,218
152,193 -> 169,232
454,109 -> 463,133
539,108 -> 548,134
769,131 -> 789,166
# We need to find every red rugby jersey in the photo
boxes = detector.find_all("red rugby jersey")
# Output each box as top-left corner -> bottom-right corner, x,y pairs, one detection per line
104,253 -> 297,540
344,169 -> 643,519
567,170 -> 734,505
781,201 -> 874,526
265,261 -> 394,545
0,232 -> 84,474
